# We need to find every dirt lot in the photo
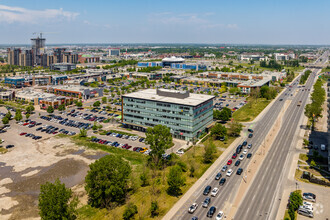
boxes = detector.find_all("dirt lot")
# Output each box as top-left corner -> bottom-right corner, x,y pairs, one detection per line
0,127 -> 107,220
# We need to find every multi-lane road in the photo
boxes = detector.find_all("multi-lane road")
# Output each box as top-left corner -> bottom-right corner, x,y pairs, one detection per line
170,51 -> 329,220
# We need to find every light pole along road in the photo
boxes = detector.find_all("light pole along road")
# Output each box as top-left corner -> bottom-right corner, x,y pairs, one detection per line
170,51 -> 328,220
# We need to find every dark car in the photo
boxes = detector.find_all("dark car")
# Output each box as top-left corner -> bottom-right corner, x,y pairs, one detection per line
248,133 -> 253,138
237,168 -> 243,175
207,206 -> 216,218
248,129 -> 254,133
235,160 -> 240,166
6,145 -> 14,149
242,141 -> 247,146
236,145 -> 242,154
203,185 -> 212,195
215,172 -> 222,180
247,153 -> 252,158
219,178 -> 226,185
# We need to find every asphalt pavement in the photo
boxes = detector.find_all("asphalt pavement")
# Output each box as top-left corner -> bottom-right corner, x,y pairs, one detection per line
171,52 -> 329,220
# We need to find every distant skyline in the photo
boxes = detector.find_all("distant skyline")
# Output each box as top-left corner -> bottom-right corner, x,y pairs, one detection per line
0,0 -> 329,45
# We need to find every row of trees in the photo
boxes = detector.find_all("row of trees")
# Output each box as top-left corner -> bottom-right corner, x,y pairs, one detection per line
260,60 -> 282,71
210,121 -> 243,139
299,70 -> 311,84
286,69 -> 295,82
304,78 -> 326,129
286,190 -> 303,220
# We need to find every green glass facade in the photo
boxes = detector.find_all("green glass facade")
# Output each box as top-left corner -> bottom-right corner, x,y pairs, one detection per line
122,96 -> 214,141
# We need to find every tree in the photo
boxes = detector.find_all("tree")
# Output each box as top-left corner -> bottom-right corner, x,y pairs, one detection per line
47,106 -> 54,114
2,116 -> 9,124
102,97 -> 107,104
93,101 -> 101,107
167,165 -> 185,196
76,101 -> 83,108
145,125 -> 173,166
85,155 -> 132,209
123,203 -> 138,220
250,88 -> 260,103
210,123 -> 227,138
203,139 -> 216,163
38,179 -> 78,220
14,109 -> 23,121
217,107 -> 232,121
58,104 -> 66,111
79,128 -> 87,137
150,201 -> 159,217
26,105 -> 35,114
25,113 -> 30,120
228,120 -> 243,137
140,170 -> 148,187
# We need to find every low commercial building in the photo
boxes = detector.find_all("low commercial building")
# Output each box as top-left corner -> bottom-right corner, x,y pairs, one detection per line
4,77 -> 26,88
0,90 -> 15,101
274,53 -> 295,61
122,89 -> 214,141
40,96 -> 74,110
47,85 -> 103,99
238,53 -> 268,61
50,63 -> 76,71
130,72 -> 163,80
15,90 -> 57,105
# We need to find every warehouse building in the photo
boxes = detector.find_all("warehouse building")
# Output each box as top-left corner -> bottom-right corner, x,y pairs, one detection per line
122,89 -> 214,141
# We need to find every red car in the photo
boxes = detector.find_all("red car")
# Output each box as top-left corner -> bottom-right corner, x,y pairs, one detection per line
20,132 -> 27,136
23,123 -> 29,126
227,159 -> 233,165
126,145 -> 132,150
232,153 -> 237,159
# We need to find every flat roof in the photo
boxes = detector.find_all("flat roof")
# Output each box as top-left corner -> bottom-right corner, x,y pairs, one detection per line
123,89 -> 214,106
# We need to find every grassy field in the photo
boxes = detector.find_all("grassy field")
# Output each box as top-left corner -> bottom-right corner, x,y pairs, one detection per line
232,97 -> 271,122
66,134 -> 237,220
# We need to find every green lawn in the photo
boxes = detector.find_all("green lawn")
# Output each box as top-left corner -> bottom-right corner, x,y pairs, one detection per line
232,98 -> 271,122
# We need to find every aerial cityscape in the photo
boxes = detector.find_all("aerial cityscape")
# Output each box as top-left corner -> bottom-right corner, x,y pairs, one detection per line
0,0 -> 329,220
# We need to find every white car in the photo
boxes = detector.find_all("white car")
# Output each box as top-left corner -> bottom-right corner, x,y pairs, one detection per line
247,144 -> 252,149
303,201 -> 313,208
226,169 -> 233,177
243,149 -> 248,154
300,205 -> 313,211
188,203 -> 198,213
211,187 -> 219,197
216,211 -> 224,220
176,148 -> 184,155
239,154 -> 245,160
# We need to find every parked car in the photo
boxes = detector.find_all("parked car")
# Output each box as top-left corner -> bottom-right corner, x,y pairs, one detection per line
219,178 -> 226,185
236,168 -> 243,175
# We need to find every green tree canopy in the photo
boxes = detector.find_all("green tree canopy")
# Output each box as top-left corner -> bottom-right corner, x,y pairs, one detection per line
2,116 -> 9,124
26,105 -> 35,114
101,97 -> 107,104
228,120 -> 243,137
210,123 -> 227,138
47,106 -> 54,114
145,124 -> 173,166
93,101 -> 101,107
85,155 -> 132,209
123,203 -> 138,220
14,109 -> 23,121
167,165 -> 185,196
58,104 -> 66,111
76,101 -> 83,107
38,179 -> 78,220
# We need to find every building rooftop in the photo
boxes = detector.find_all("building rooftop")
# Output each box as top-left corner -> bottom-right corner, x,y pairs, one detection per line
123,89 -> 214,106
162,56 -> 185,62
16,90 -> 56,99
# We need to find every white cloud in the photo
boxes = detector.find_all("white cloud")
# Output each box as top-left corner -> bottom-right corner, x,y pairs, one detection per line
0,4 -> 79,24
149,12 -> 238,30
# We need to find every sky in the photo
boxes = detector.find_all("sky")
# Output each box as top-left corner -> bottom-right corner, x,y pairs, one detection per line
0,0 -> 329,45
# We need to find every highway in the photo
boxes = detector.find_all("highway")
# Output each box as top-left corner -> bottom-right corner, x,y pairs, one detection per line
171,51 -> 329,220
234,52 -> 329,220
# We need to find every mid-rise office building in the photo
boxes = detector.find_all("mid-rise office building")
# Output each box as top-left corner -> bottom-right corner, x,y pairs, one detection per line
109,48 -> 120,56
122,89 -> 214,141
